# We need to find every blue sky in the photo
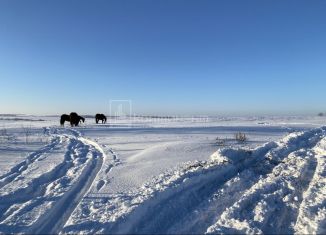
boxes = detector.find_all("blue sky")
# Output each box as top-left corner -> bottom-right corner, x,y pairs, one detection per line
0,0 -> 325,115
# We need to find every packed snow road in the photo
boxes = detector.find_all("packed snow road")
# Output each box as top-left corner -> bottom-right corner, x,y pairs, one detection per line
0,127 -> 106,234
0,115 -> 325,234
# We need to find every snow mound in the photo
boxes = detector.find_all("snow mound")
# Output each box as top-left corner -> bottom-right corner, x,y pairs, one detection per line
63,127 -> 326,234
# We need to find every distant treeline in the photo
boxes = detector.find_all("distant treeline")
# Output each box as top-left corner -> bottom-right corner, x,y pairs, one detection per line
0,114 -> 20,117
0,118 -> 45,121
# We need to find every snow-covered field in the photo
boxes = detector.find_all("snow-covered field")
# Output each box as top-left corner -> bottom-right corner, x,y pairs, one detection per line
0,114 -> 325,234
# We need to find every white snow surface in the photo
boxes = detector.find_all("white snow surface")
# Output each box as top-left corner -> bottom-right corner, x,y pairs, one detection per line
0,115 -> 325,234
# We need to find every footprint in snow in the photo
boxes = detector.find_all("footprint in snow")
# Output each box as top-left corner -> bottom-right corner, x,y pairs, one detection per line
105,165 -> 113,174
96,180 -> 106,191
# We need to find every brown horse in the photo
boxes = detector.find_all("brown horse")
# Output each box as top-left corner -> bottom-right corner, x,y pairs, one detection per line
95,113 -> 107,124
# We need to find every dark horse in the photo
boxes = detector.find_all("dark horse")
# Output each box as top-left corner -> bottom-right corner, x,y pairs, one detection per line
95,113 -> 107,124
60,114 -> 70,126
70,112 -> 85,126
60,112 -> 85,126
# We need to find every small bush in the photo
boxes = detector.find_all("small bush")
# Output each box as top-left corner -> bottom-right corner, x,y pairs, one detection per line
216,137 -> 226,146
0,127 -> 7,137
0,127 -> 16,143
0,127 -> 11,142
22,125 -> 32,143
235,132 -> 247,142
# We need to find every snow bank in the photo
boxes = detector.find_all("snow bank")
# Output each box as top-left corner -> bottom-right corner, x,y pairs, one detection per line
63,127 -> 326,234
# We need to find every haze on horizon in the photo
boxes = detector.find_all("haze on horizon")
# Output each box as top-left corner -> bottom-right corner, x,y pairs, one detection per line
0,0 -> 325,116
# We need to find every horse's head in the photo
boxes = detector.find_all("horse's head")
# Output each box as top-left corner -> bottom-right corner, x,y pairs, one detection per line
80,117 -> 85,123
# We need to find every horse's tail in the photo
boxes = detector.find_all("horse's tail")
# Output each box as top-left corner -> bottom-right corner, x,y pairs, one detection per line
60,116 -> 65,126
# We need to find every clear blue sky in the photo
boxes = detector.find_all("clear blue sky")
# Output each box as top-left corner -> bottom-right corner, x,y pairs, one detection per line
0,0 -> 325,116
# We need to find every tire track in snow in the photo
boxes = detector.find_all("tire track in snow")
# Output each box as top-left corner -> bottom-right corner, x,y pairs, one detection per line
262,150 -> 318,234
206,149 -> 318,234
109,128 -> 325,234
31,137 -> 105,234
107,142 -> 277,234
182,130 -> 323,234
294,137 -> 326,234
0,139 -> 75,207
0,136 -> 62,189
0,128 -> 106,234
206,129 -> 325,234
